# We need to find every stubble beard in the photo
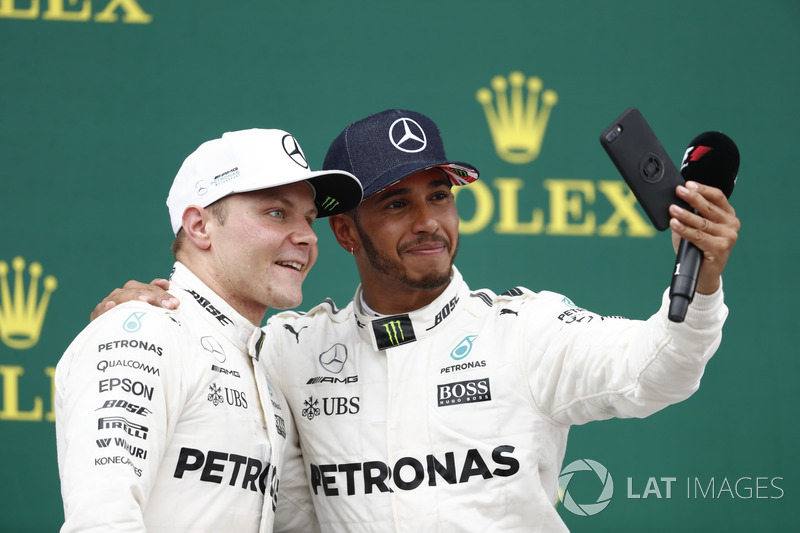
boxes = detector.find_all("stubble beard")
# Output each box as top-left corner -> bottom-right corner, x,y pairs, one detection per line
354,221 -> 458,292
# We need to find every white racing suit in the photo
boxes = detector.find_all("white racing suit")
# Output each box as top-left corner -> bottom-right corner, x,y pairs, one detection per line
56,262 -> 316,533
263,266 -> 727,532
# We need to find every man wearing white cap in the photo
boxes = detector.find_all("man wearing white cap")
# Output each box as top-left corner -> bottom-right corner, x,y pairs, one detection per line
55,129 -> 362,533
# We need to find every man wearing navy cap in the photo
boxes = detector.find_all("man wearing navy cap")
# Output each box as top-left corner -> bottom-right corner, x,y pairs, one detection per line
92,110 -> 740,532
265,109 -> 739,531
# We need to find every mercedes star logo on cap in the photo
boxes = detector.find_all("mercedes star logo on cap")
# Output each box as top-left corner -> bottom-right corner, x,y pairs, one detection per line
282,134 -> 309,168
389,117 -> 427,153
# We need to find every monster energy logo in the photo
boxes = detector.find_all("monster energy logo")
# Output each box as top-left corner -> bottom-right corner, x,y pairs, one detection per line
321,196 -> 340,211
383,320 -> 404,345
372,315 -> 416,349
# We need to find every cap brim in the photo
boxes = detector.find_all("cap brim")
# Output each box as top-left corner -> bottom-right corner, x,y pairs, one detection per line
305,170 -> 364,216
217,169 -> 363,217
364,160 -> 479,197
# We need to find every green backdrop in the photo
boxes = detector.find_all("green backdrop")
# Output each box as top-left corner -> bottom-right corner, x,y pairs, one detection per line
1,1 -> 798,531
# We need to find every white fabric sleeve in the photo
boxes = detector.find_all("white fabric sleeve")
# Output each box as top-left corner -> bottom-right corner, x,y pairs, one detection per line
55,302 -> 183,532
525,287 -> 727,426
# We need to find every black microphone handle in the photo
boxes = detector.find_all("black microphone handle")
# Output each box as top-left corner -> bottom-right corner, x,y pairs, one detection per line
668,237 -> 704,322
668,131 -> 738,322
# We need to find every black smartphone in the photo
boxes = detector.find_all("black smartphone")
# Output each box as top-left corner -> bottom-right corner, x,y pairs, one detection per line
599,107 -> 688,231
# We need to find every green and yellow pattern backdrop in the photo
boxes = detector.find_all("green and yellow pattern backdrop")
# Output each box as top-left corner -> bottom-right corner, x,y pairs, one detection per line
1,1 -> 797,531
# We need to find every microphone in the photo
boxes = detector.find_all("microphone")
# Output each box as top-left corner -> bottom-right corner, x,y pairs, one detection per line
668,131 -> 739,322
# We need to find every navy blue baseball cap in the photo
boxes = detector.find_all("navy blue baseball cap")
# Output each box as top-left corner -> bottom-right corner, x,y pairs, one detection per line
323,109 -> 479,199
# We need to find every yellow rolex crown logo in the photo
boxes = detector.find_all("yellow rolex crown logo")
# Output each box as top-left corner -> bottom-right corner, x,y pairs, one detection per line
476,71 -> 558,164
0,257 -> 57,350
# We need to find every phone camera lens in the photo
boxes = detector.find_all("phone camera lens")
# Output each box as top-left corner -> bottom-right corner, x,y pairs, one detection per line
605,125 -> 622,143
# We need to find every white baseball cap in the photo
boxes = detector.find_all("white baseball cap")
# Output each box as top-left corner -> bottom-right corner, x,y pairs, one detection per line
167,128 -> 363,235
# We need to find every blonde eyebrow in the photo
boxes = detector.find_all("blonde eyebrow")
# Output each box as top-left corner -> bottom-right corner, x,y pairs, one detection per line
266,195 -> 318,218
